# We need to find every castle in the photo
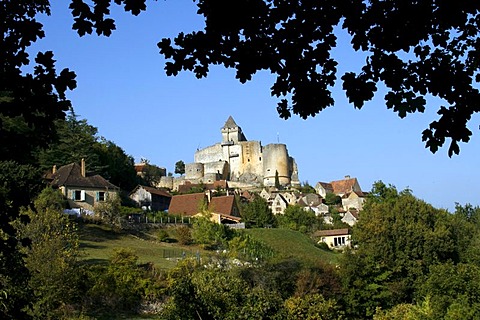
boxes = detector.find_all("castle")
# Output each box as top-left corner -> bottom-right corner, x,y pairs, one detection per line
160,116 -> 300,189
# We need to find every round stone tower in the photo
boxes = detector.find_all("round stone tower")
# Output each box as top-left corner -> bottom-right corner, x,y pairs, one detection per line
262,143 -> 290,186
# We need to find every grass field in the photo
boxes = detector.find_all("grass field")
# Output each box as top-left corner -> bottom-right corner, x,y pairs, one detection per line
78,223 -> 202,269
244,228 -> 341,265
78,223 -> 340,270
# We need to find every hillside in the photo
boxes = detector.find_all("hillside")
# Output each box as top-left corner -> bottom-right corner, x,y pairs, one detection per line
79,223 -> 340,269
244,228 -> 341,265
78,223 -> 202,269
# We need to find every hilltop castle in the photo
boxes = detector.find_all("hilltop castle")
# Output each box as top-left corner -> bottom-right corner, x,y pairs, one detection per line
161,116 -> 300,189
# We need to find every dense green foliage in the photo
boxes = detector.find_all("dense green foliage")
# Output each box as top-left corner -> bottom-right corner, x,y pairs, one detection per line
241,196 -> 276,228
18,188 -> 80,319
341,182 -> 480,318
277,205 -> 321,233
3,1 -> 480,318
174,160 -> 185,175
39,111 -> 139,192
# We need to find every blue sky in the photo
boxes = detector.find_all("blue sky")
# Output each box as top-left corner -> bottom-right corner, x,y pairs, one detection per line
28,0 -> 479,211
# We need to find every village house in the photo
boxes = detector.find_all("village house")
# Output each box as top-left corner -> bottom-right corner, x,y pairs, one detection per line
314,228 -> 351,249
47,159 -> 119,213
341,190 -> 367,211
168,191 -> 241,224
129,185 -> 172,211
341,209 -> 359,226
271,193 -> 289,215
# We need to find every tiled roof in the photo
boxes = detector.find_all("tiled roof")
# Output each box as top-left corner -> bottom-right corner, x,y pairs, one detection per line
168,193 -> 206,216
132,185 -> 171,198
330,178 -> 359,194
50,163 -> 118,189
209,195 -> 238,216
313,228 -> 350,237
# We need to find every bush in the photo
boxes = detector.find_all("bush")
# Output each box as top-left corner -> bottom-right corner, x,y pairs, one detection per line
157,229 -> 170,242
315,241 -> 331,251
175,225 -> 193,245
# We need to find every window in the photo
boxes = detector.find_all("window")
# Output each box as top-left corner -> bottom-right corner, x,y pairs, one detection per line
333,236 -> 347,247
72,190 -> 85,201
96,191 -> 106,202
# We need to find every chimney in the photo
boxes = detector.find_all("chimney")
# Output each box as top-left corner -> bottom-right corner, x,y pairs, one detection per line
52,165 -> 57,174
81,158 -> 86,177
345,175 -> 351,180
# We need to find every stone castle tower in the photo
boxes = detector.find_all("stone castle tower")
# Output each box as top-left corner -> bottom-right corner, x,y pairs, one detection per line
184,116 -> 300,187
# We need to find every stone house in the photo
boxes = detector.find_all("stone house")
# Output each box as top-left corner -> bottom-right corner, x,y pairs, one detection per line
129,185 -> 172,211
271,193 -> 289,215
314,182 -> 334,198
341,190 -> 366,211
341,209 -> 359,226
314,228 -> 351,249
47,159 -> 119,212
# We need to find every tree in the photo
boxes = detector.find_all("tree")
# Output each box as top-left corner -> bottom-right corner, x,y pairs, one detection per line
139,162 -> 166,187
1,2 -> 76,316
341,181 -> 460,317
39,111 -> 139,191
274,170 -> 281,190
155,1 -> 480,156
284,293 -> 344,320
94,137 -> 139,191
61,1 -> 480,155
192,216 -> 234,250
277,205 -> 318,233
174,160 -> 185,176
240,196 -> 275,228
324,192 -> 342,206
94,194 -> 122,228
38,110 -> 101,171
297,182 -> 316,194
18,188 -> 80,319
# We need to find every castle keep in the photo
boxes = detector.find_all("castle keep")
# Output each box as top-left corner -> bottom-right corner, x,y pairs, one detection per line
184,116 -> 300,188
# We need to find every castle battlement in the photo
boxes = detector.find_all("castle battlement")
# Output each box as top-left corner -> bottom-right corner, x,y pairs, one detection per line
185,116 -> 300,188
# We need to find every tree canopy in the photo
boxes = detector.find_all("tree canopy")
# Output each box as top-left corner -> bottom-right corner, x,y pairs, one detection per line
66,0 -> 479,156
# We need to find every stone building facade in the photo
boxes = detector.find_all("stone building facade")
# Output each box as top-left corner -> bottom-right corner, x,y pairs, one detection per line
184,116 -> 300,188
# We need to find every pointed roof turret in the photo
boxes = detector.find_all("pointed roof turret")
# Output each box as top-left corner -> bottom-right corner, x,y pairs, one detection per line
223,116 -> 238,129
221,116 -> 247,142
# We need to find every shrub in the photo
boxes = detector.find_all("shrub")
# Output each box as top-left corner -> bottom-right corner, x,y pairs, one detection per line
157,229 -> 170,242
175,225 -> 193,245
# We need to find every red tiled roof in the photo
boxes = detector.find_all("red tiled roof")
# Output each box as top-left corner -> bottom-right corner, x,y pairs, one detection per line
209,195 -> 238,216
168,193 -> 206,216
330,178 -> 359,194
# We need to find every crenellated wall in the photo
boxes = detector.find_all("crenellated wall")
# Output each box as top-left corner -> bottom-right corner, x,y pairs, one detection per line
182,117 -> 298,188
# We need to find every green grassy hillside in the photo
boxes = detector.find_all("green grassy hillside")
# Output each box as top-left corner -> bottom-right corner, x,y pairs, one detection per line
78,223 -> 340,269
78,223 -> 200,269
244,228 -> 340,265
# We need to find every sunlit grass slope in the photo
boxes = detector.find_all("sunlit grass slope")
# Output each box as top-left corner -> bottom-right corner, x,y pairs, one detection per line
244,228 -> 341,265
78,223 -> 198,269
